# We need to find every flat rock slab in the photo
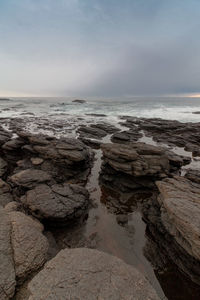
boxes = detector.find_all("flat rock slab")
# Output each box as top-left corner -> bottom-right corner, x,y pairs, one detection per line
28,248 -> 159,300
10,169 -> 52,188
156,176 -> 200,261
21,183 -> 89,224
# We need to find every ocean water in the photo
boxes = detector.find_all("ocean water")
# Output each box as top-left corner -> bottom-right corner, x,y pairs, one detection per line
1,96 -> 200,123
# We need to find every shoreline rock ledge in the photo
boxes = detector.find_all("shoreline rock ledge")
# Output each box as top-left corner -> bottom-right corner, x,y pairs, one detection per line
143,176 -> 200,285
27,248 -> 160,300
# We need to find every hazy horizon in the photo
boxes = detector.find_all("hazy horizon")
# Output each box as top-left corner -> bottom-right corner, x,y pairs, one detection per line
1,0 -> 200,97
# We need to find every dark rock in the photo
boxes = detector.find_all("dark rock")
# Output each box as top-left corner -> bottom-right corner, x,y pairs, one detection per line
185,169 -> 200,184
111,130 -> 142,143
78,125 -> 107,139
0,157 -> 7,177
9,169 -> 52,189
72,99 -> 86,103
21,183 -> 89,225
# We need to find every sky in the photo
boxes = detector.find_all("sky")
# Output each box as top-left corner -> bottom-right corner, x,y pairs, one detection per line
0,0 -> 200,97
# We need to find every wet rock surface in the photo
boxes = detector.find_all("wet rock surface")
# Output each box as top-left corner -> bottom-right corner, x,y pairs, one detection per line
121,117 -> 200,156
21,183 -> 89,225
1,115 -> 200,299
27,248 -> 159,300
100,142 -> 190,193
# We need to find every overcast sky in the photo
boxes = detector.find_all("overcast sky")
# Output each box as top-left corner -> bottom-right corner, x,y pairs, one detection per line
0,0 -> 200,97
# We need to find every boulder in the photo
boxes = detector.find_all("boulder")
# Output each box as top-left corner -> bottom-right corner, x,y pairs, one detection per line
21,183 -> 89,224
0,207 -> 16,300
27,248 -> 159,300
9,211 -> 49,282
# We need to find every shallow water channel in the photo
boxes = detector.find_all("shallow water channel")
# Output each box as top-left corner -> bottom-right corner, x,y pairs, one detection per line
82,131 -> 200,300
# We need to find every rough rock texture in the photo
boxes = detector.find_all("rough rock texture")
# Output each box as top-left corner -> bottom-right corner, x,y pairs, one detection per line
184,169 -> 200,184
27,248 -> 159,300
21,183 -> 89,224
0,207 -> 16,300
111,130 -> 142,144
100,143 -> 190,193
0,126 -> 12,145
0,179 -> 13,207
140,176 -> 200,285
156,176 -> 200,261
9,211 -> 49,282
0,157 -> 7,177
1,132 -> 93,185
121,117 -> 200,156
101,143 -> 189,178
10,169 -> 52,189
0,205 -> 49,299
78,125 -> 107,139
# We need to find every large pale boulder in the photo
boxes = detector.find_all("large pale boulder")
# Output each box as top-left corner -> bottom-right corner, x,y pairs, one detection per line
9,211 -> 49,281
28,248 -> 159,300
0,207 -> 16,300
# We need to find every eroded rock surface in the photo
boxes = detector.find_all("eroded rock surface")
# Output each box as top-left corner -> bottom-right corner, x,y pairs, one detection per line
0,207 -> 16,300
9,211 -> 49,282
0,206 -> 49,299
10,169 -> 52,189
27,248 -> 159,300
0,157 -> 7,177
156,176 -> 200,261
21,183 -> 89,225
100,142 -> 190,193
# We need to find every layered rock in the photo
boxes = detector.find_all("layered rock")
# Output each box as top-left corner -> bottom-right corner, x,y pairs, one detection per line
141,176 -> 200,285
100,142 -> 190,192
156,176 -> 200,261
1,132 -> 93,184
27,248 -> 159,300
9,169 -> 52,189
121,117 -> 200,156
111,130 -> 142,144
21,183 -> 89,225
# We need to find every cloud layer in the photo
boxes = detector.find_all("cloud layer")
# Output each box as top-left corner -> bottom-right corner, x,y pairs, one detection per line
0,0 -> 200,96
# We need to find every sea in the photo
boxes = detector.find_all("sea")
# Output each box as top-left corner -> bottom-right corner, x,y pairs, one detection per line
1,96 -> 200,123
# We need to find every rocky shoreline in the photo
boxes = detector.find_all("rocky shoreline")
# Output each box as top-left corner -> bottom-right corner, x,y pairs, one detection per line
1,116 -> 200,299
